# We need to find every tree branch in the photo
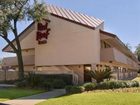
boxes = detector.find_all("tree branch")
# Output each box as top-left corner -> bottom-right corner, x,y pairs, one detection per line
0,34 -> 17,53
15,0 -> 29,21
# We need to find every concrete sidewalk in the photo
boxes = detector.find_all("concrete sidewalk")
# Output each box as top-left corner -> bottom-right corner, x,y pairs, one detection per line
1,89 -> 66,105
0,84 -> 15,88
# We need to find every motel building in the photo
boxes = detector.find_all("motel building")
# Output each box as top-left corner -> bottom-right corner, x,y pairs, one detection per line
2,5 -> 140,84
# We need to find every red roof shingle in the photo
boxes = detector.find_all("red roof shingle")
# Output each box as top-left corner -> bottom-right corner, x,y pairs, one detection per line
47,4 -> 104,29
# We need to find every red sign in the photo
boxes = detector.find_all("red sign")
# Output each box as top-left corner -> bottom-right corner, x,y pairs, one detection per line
36,20 -> 51,44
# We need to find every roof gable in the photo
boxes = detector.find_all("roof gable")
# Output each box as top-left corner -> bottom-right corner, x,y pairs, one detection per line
47,4 -> 104,29
2,22 -> 35,52
2,4 -> 103,52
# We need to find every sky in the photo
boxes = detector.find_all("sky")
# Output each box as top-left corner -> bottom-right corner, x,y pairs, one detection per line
0,0 -> 140,58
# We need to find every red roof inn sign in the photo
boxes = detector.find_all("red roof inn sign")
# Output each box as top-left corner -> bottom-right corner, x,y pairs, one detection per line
36,20 -> 51,44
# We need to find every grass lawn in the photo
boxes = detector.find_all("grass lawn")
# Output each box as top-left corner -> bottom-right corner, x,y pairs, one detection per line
0,88 -> 45,102
37,90 -> 140,105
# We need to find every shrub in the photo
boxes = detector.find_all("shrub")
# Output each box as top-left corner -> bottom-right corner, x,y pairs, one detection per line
107,81 -> 119,89
22,72 -> 70,89
98,82 -> 109,89
130,81 -> 139,87
97,81 -> 140,90
88,66 -> 113,83
26,72 -> 43,88
42,81 -> 53,90
35,74 -> 73,85
83,83 -> 97,91
65,86 -> 85,94
15,80 -> 28,88
52,79 -> 66,89
65,86 -> 73,93
119,81 -> 139,88
98,81 -> 124,89
118,81 -> 125,88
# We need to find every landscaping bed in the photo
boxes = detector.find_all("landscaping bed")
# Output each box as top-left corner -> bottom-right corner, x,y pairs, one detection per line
65,80 -> 140,94
0,88 -> 45,102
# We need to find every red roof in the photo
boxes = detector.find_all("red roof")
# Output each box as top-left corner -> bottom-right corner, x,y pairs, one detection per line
47,4 -> 104,29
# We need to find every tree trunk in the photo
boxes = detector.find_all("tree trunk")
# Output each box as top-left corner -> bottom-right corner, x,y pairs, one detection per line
15,38 -> 24,80
13,22 -> 24,80
16,50 -> 24,80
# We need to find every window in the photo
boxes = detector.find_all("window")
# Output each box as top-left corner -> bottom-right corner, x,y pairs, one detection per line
101,41 -> 111,48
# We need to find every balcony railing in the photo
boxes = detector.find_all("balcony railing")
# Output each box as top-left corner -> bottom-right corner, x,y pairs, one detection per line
2,55 -> 35,66
101,48 -> 138,68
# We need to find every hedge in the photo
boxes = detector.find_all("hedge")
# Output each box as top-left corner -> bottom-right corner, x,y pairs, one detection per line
35,74 -> 73,85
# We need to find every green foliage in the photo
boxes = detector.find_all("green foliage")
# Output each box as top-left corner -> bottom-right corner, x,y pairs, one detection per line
27,0 -> 49,22
0,0 -> 29,34
34,74 -> 73,85
26,72 -> 43,88
52,79 -> 66,89
65,86 -> 85,94
129,81 -> 139,87
0,0 -> 48,28
89,66 -> 113,83
16,72 -> 68,89
83,83 -> 97,91
42,81 -> 53,90
98,81 -> 139,89
15,80 -> 27,88
64,81 -> 140,95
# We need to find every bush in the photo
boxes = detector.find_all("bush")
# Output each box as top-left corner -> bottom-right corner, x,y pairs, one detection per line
15,80 -> 28,88
119,81 -> 128,88
42,81 -> 53,90
130,81 -> 139,87
98,81 -> 109,89
34,74 -> 73,85
83,83 -> 97,91
98,81 -> 140,89
98,81 -> 124,89
65,86 -> 73,93
26,72 -> 43,88
106,81 -> 119,89
65,86 -> 85,94
52,79 -> 66,89
88,66 -> 113,83
24,72 -> 68,89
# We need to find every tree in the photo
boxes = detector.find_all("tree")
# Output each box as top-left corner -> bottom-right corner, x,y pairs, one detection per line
135,44 -> 140,61
0,0 -> 48,80
88,66 -> 113,83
